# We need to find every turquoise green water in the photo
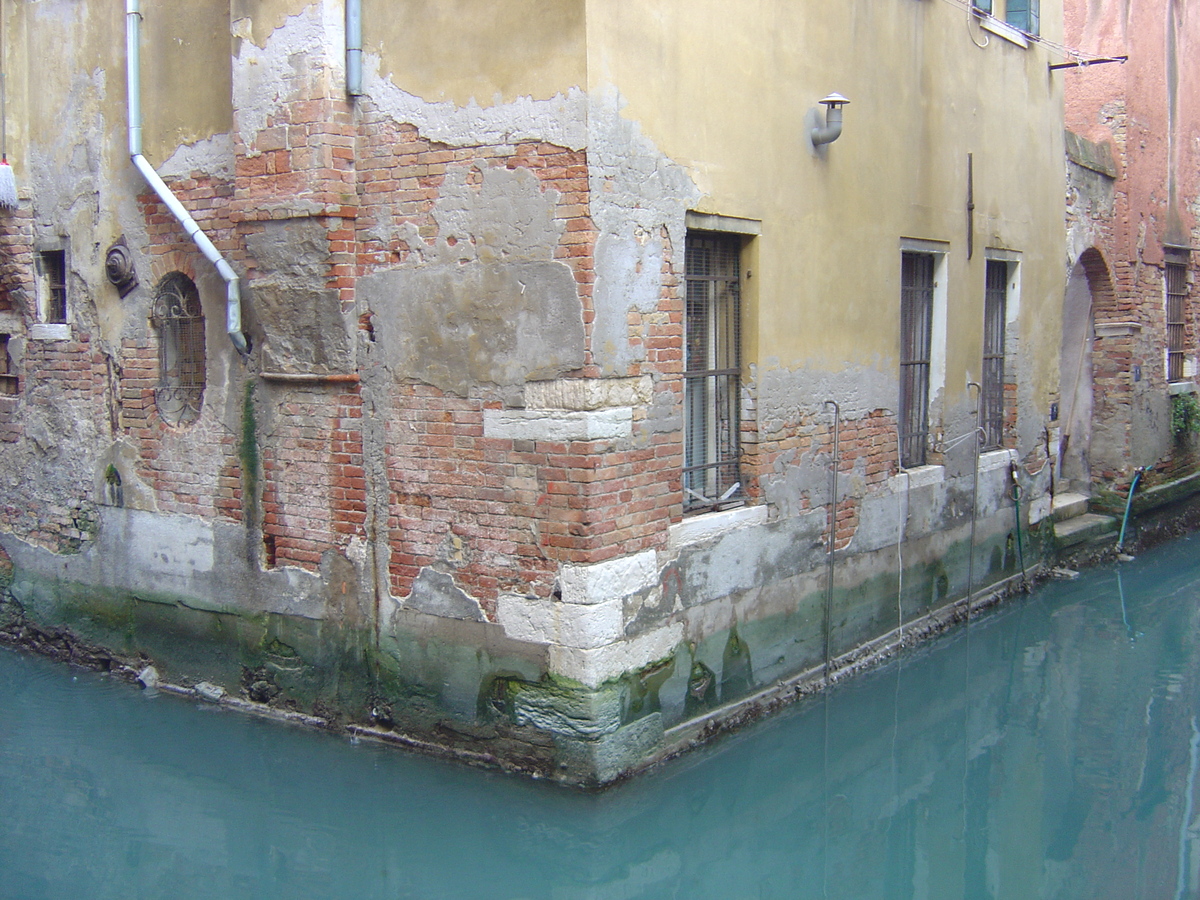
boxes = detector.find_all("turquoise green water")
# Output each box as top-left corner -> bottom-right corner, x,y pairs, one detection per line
4,535 -> 1200,899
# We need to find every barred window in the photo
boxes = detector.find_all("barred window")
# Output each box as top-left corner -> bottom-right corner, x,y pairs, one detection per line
1167,262 -> 1188,384
981,260 -> 1009,450
152,273 -> 205,426
900,252 -> 935,468
37,249 -> 67,324
684,232 -> 743,513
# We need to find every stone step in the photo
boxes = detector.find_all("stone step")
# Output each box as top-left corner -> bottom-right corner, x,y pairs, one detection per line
1054,512 -> 1118,549
1051,491 -> 1090,522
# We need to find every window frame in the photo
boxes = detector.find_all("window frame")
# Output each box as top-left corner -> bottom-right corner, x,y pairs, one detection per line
971,0 -> 1040,38
683,229 -> 746,514
36,247 -> 68,325
1166,260 -> 1188,385
981,259 -> 1011,450
0,333 -> 16,395
152,272 -> 207,427
900,252 -> 936,468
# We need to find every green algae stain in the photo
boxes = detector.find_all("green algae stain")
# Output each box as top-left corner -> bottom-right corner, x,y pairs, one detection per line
240,379 -> 260,532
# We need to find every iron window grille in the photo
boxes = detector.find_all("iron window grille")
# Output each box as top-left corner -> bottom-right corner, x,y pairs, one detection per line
684,232 -> 744,513
981,260 -> 1008,450
38,250 -> 67,324
0,334 -> 15,395
900,252 -> 935,468
152,273 -> 206,427
1167,262 -> 1187,384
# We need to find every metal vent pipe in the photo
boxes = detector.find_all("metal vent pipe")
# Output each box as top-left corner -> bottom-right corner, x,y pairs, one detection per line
125,0 -> 247,354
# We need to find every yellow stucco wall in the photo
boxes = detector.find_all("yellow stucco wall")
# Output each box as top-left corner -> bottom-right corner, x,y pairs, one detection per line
588,1 -> 1065,415
367,0 -> 586,106
141,0 -> 233,161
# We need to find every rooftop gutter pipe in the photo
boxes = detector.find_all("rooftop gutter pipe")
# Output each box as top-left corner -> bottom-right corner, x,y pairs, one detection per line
346,0 -> 363,96
126,0 -> 248,355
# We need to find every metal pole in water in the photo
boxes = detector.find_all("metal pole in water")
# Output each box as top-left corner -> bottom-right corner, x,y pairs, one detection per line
823,400 -> 840,685
966,383 -> 982,621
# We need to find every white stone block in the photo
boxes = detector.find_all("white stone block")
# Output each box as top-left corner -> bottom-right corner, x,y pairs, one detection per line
549,624 -> 685,688
667,504 -> 768,550
559,549 -> 657,605
1028,494 -> 1052,525
483,407 -> 633,442
497,593 -> 624,650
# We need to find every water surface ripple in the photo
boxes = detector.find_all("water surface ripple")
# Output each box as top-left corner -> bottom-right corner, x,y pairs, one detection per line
4,535 -> 1200,898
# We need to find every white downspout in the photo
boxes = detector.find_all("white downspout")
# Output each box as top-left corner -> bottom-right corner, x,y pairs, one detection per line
126,0 -> 247,354
346,0 -> 363,96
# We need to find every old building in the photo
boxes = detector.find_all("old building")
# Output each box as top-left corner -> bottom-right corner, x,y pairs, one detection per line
1062,0 -> 1200,497
0,0 -> 1069,784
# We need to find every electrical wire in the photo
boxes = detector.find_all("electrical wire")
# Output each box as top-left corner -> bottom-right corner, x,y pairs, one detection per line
933,0 -> 1107,65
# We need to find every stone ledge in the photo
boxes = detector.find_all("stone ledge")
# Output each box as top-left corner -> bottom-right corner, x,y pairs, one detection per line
524,376 -> 652,411
668,504 -> 767,550
559,550 -> 658,605
483,407 -> 633,442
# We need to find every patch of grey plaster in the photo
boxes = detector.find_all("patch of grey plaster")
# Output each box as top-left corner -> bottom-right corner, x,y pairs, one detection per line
94,440 -> 157,512
405,567 -> 486,622
754,362 -> 898,517
361,54 -> 587,151
587,87 -> 702,375
232,3 -> 343,140
157,133 -> 235,180
359,261 -> 584,396
246,219 -> 353,373
414,165 -> 564,264
4,508 -> 328,620
669,512 -> 827,610
359,161 -> 585,395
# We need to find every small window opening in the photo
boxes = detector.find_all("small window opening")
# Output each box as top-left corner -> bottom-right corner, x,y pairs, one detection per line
37,249 -> 67,324
900,252 -> 935,468
683,231 -> 744,513
1167,262 -> 1188,384
0,334 -> 15,395
152,272 -> 206,426
981,260 -> 1008,450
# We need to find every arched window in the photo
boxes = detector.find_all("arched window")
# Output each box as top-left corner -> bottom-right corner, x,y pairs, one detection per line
152,273 -> 205,426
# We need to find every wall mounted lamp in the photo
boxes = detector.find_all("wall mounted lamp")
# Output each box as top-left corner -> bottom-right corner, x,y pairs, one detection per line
811,93 -> 850,147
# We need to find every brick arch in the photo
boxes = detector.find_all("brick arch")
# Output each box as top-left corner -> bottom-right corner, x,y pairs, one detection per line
147,249 -> 199,287
1076,247 -> 1118,320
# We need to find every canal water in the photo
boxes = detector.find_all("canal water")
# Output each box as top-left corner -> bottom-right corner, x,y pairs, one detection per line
4,535 -> 1200,899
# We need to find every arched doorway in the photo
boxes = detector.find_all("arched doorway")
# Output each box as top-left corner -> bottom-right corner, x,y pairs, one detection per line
1058,249 -> 1117,493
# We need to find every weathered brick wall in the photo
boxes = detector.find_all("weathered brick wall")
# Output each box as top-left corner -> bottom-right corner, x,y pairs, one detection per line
355,111 -> 685,605
2,334 -> 107,551
261,387 -> 365,569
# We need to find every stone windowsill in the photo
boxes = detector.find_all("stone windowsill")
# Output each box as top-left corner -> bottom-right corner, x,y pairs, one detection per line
1169,381 -> 1197,396
28,323 -> 71,342
976,13 -> 1031,47
669,504 -> 768,550
889,464 -> 944,492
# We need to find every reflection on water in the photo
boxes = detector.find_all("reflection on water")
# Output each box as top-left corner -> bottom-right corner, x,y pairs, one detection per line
4,535 -> 1200,899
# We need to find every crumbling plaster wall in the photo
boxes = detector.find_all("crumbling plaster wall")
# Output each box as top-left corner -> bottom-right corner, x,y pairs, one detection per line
1,0 -> 1066,785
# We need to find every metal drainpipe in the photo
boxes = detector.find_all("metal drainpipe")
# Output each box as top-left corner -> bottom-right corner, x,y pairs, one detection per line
346,0 -> 363,96
126,0 -> 248,354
